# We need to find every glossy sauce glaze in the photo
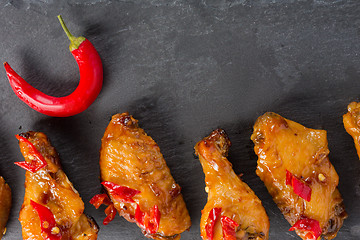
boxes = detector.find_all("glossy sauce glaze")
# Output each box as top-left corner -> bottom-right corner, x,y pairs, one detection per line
195,129 -> 269,240
99,113 -> 191,240
343,102 -> 360,159
251,113 -> 347,240
0,176 -> 11,239
17,131 -> 98,240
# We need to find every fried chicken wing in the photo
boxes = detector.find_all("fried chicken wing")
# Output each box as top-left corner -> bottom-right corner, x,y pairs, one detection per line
97,113 -> 191,239
0,176 -> 11,239
251,113 -> 347,240
195,129 -> 269,240
343,102 -> 360,159
17,131 -> 98,240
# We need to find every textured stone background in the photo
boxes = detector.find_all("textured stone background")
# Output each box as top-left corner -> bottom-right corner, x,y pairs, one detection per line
0,0 -> 359,239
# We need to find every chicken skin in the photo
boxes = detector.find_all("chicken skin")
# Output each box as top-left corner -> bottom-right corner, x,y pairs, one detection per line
194,129 -> 269,240
17,131 -> 98,240
251,113 -> 347,240
343,102 -> 360,159
0,176 -> 11,239
97,113 -> 191,239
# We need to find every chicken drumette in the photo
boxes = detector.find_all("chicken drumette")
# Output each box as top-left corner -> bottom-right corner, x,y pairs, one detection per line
195,129 -> 269,240
92,113 -> 191,240
0,176 -> 11,239
343,102 -> 360,159
251,113 -> 347,240
17,131 -> 98,240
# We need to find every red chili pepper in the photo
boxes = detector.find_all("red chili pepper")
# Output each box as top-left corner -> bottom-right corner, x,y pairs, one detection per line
205,207 -> 222,240
220,216 -> 239,240
15,135 -> 47,173
289,218 -> 322,240
102,181 -> 141,203
90,193 -> 117,225
286,170 -> 312,202
89,193 -> 112,209
103,204 -> 117,225
4,15 -> 103,117
135,203 -> 145,225
135,204 -> 161,234
144,205 -> 161,234
30,200 -> 61,240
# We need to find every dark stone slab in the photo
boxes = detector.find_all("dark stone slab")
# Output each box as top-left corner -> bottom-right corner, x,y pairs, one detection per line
0,0 -> 359,239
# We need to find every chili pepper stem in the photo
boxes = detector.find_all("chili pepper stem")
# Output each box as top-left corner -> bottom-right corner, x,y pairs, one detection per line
57,15 -> 85,51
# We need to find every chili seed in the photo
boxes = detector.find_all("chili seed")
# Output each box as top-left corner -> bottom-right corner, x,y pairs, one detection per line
51,226 -> 60,235
42,221 -> 49,229
318,173 -> 326,182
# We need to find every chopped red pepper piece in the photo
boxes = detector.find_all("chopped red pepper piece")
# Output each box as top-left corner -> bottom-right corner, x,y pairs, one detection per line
135,203 -> 146,225
89,194 -> 112,209
102,181 -> 141,203
15,135 -> 47,173
30,200 -> 61,240
286,170 -> 312,202
289,218 -> 322,240
220,216 -> 239,240
292,176 -> 312,202
135,204 -> 161,234
145,205 -> 161,234
205,207 -> 222,240
204,209 -> 240,239
103,204 -> 117,225
90,193 -> 117,225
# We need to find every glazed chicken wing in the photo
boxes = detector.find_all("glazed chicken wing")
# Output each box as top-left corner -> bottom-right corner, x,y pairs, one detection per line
17,131 -> 98,240
0,176 -> 11,239
194,129 -> 269,240
343,102 -> 360,159
96,113 -> 191,239
251,113 -> 347,240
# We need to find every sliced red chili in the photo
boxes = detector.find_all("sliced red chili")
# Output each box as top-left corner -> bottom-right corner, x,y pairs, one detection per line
289,218 -> 322,240
205,207 -> 222,240
146,205 -> 161,234
292,176 -> 312,202
135,204 -> 161,234
30,200 -> 61,240
103,204 -> 117,225
286,170 -> 312,202
4,15 -> 103,117
220,216 -> 239,240
15,135 -> 47,173
89,193 -> 112,209
90,193 -> 117,225
102,181 -> 141,203
135,203 -> 146,225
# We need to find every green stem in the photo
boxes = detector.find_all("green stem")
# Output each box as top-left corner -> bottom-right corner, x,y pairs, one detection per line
58,15 -> 74,41
57,15 -> 85,51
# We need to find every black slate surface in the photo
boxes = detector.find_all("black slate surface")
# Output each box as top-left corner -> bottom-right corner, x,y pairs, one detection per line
0,0 -> 359,239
